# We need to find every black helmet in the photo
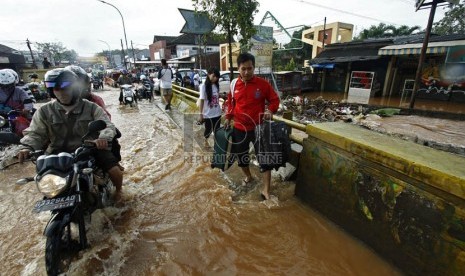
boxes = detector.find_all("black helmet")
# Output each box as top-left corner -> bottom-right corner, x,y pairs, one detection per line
65,65 -> 91,95
65,65 -> 90,84
44,68 -> 81,105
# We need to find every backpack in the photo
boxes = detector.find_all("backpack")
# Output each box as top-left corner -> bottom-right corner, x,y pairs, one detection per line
158,68 -> 172,80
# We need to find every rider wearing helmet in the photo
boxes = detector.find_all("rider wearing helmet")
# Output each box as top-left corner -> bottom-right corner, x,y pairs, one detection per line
65,65 -> 122,163
0,69 -> 33,113
18,68 -> 123,197
65,65 -> 111,119
117,69 -> 132,104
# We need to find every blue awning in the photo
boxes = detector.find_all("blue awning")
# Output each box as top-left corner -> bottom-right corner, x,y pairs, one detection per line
311,63 -> 335,69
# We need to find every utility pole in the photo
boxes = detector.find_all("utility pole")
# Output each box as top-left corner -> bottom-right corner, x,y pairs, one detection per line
131,40 -> 136,69
196,34 -> 202,73
409,0 -> 438,109
121,39 -> 127,70
26,38 -> 37,69
322,17 -> 327,50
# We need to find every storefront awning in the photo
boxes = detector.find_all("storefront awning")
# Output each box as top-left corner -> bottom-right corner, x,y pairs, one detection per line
378,40 -> 465,56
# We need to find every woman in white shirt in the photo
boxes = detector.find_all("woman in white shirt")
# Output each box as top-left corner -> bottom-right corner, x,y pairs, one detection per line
198,68 -> 221,147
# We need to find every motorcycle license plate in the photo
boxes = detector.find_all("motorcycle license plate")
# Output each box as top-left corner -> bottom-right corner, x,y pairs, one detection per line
33,195 -> 77,212
0,127 -> 12,133
126,97 -> 133,101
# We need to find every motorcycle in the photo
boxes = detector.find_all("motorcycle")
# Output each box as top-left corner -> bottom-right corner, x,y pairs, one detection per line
0,104 -> 34,147
92,78 -> 104,90
27,82 -> 49,101
136,81 -> 153,102
120,84 -> 137,107
13,120 -> 116,275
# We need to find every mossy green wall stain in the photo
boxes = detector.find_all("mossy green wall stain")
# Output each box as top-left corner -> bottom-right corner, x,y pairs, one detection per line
296,127 -> 465,275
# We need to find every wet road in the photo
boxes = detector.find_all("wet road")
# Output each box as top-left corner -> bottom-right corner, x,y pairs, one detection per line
0,87 -> 401,275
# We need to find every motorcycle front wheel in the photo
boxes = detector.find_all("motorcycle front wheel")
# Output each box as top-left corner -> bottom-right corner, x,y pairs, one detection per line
45,219 -> 84,275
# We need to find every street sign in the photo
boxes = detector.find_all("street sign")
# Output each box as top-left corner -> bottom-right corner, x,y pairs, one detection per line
179,9 -> 215,35
416,0 -> 459,11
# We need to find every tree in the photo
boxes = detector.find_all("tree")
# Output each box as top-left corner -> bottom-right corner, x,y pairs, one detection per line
432,1 -> 465,35
354,23 -> 421,40
272,27 -> 312,71
35,42 -> 66,65
35,42 -> 79,66
385,25 -> 422,37
61,49 -> 78,64
284,58 -> 297,71
193,0 -> 259,78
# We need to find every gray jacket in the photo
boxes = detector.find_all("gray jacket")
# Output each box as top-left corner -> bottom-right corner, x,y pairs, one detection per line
20,99 -> 115,154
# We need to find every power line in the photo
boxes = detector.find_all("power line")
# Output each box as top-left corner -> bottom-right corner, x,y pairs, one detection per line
289,0 -> 399,26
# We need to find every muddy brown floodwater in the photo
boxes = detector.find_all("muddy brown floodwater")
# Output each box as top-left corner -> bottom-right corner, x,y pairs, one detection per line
0,87 -> 402,275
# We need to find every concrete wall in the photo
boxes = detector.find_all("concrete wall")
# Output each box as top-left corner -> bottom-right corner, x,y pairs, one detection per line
296,122 -> 465,275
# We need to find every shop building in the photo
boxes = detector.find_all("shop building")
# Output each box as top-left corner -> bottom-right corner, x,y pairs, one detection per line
310,34 -> 465,106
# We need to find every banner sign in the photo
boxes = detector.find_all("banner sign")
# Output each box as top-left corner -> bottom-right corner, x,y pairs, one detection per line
179,9 -> 215,35
251,25 -> 273,73
446,46 -> 465,63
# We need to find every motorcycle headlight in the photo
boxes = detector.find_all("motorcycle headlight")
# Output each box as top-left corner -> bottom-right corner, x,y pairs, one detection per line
0,116 -> 6,128
36,174 -> 68,198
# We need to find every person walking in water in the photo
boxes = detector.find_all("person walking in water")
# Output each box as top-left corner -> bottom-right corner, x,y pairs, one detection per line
223,53 -> 280,200
158,59 -> 173,110
198,68 -> 221,148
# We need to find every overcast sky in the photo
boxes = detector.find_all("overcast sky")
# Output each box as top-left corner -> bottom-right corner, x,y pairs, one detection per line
0,0 -> 450,57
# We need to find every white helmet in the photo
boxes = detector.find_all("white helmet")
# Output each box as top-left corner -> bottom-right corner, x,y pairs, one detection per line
4,69 -> 19,84
140,74 -> 147,80
0,69 -> 16,85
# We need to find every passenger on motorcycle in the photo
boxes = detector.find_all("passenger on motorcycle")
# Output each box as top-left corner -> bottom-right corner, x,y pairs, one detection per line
65,65 -> 111,119
139,74 -> 153,99
117,70 -> 133,105
16,69 -> 123,197
0,69 -> 34,114
65,65 -> 122,163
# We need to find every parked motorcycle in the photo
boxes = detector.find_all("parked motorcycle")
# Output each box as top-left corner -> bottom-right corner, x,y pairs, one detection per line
13,120 -> 116,275
120,84 -> 137,107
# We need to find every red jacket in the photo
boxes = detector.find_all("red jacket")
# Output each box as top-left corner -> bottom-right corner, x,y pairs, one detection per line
89,93 -> 111,120
225,76 -> 280,131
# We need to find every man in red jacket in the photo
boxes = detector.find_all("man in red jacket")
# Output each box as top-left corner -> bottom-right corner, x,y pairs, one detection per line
224,53 -> 280,200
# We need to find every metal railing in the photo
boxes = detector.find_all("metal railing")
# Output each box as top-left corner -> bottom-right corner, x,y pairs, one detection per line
172,83 -> 199,101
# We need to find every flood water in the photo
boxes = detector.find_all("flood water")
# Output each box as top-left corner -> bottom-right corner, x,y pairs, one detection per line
0,87 -> 401,275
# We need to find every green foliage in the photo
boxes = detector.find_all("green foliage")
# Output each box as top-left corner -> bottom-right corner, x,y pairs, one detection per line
284,58 -> 297,71
354,23 -> 421,40
193,0 -> 259,48
272,27 -> 312,71
61,50 -> 78,63
193,0 -> 259,76
35,42 -> 78,65
432,1 -> 465,35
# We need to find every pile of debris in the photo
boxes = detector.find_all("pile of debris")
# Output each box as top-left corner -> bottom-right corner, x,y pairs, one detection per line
277,95 -> 464,157
278,95 -> 375,124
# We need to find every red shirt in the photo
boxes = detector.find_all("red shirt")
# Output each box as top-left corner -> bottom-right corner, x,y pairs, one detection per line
225,76 -> 280,131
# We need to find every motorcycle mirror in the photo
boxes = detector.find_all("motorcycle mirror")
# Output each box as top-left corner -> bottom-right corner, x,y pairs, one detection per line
82,120 -> 106,141
0,132 -> 21,145
88,120 -> 107,133
23,98 -> 34,104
